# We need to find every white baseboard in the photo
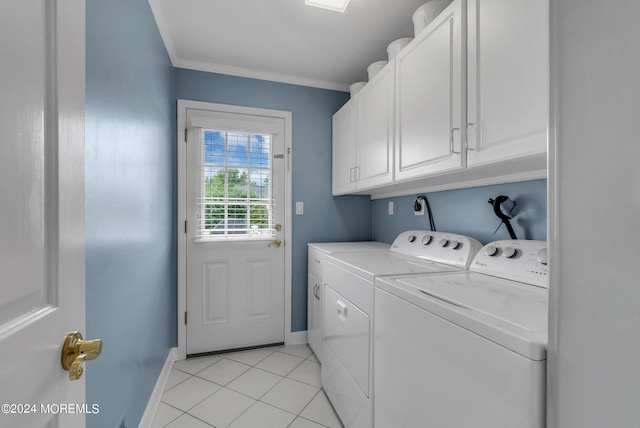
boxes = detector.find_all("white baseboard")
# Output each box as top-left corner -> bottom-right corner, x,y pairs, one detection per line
286,330 -> 308,346
138,347 -> 179,428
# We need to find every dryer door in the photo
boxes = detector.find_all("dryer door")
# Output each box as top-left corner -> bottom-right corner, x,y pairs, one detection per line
324,284 -> 370,396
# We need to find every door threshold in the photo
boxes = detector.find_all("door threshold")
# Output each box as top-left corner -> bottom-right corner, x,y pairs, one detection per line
187,342 -> 285,359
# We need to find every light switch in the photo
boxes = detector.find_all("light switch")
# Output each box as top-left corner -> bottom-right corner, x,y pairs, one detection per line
296,201 -> 304,215
388,201 -> 394,215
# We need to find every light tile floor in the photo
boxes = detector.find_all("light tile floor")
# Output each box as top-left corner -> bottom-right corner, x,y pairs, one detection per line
152,344 -> 343,428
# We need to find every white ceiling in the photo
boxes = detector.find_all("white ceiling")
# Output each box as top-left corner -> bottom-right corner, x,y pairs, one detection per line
149,0 -> 427,91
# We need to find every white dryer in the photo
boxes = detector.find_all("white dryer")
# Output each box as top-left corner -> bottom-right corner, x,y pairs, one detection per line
374,240 -> 548,428
307,241 -> 390,363
321,231 -> 482,428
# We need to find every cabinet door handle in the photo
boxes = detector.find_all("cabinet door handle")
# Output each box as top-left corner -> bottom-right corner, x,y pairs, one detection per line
465,122 -> 476,151
349,167 -> 355,183
314,284 -> 319,300
450,127 -> 461,154
336,300 -> 348,320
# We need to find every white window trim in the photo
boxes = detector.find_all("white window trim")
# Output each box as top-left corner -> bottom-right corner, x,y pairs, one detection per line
176,99 -> 294,359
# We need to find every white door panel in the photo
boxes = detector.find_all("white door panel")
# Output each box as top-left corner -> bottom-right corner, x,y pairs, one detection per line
395,0 -> 464,181
0,1 -> 87,427
355,65 -> 394,190
332,101 -> 357,195
466,0 -> 548,165
185,111 -> 286,355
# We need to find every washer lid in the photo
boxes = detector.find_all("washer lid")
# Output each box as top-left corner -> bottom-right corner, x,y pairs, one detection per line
377,272 -> 548,360
307,241 -> 390,254
329,251 -> 461,282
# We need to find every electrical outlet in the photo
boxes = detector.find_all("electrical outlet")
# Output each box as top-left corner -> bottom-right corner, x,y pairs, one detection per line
414,199 -> 425,216
295,201 -> 304,215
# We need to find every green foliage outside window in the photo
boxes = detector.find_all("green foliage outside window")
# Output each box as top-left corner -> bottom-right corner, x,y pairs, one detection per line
204,168 -> 270,233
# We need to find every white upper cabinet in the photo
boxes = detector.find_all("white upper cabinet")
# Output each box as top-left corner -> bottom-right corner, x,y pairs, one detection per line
466,0 -> 548,167
355,64 -> 394,190
331,0 -> 548,197
332,63 -> 394,195
332,100 -> 357,195
395,0 -> 464,181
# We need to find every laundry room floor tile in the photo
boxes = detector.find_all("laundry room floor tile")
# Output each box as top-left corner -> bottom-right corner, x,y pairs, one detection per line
261,378 -> 319,415
164,413 -> 214,428
289,417 -> 328,428
226,367 -> 283,399
279,344 -> 313,359
152,346 -> 343,428
173,354 -> 221,375
300,390 -> 344,428
161,376 -> 221,412
255,351 -> 305,376
287,359 -> 321,387
225,348 -> 273,366
151,402 -> 183,428
164,368 -> 191,391
196,358 -> 251,385
189,387 -> 255,427
227,402 -> 296,428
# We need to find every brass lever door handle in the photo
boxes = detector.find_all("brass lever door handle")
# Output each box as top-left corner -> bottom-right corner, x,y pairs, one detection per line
269,239 -> 282,248
61,332 -> 102,381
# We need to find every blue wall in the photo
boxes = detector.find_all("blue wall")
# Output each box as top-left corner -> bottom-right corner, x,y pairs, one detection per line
82,2 -> 546,424
85,0 -> 176,427
372,179 -> 547,244
175,69 -> 372,332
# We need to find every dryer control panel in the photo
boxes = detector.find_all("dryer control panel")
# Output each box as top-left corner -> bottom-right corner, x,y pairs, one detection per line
390,230 -> 483,269
471,240 -> 548,288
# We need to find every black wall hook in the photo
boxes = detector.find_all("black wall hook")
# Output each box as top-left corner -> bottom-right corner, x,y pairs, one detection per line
488,195 -> 517,239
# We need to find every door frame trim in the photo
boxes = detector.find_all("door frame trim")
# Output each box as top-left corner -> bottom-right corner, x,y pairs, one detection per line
176,99 -> 293,359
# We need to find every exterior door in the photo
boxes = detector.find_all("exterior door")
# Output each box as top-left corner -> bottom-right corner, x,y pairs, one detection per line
0,1 -> 87,427
185,109 -> 286,355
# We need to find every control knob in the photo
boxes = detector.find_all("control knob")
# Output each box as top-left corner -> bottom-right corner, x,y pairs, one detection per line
450,240 -> 461,249
485,245 -> 498,256
438,239 -> 449,247
407,234 -> 417,243
502,246 -> 517,258
537,248 -> 548,265
421,235 -> 433,246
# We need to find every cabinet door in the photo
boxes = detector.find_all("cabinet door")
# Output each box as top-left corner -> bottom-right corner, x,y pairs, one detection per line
307,267 -> 321,357
395,0 -> 464,181
332,100 -> 357,195
466,0 -> 548,166
356,64 -> 394,190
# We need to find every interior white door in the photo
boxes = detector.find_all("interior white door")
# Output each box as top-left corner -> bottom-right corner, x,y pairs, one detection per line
185,110 -> 286,355
0,1 -> 87,427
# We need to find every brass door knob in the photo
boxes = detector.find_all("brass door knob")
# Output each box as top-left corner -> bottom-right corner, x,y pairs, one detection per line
269,239 -> 282,248
61,332 -> 102,381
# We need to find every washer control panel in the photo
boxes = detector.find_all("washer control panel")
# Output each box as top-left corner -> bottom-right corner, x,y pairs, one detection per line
471,240 -> 548,288
390,230 -> 483,268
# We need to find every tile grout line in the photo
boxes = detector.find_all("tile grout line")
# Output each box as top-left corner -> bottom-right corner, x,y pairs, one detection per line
159,346 -> 333,428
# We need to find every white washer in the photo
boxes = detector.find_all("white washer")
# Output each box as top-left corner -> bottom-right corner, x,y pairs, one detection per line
374,240 -> 548,428
307,241 -> 391,363
321,231 -> 482,428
